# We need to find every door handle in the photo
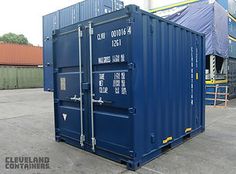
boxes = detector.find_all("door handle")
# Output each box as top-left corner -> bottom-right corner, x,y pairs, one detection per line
93,97 -> 112,105
70,95 -> 81,102
92,97 -> 104,105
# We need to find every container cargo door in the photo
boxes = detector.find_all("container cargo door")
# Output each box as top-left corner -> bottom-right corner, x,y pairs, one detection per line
53,17 -> 133,158
87,19 -> 133,156
53,27 -> 87,147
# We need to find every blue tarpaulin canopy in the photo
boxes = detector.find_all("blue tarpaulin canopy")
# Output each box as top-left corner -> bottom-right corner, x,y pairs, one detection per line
166,1 -> 228,58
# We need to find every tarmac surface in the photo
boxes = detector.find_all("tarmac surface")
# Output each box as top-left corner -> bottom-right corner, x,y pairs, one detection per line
0,88 -> 235,174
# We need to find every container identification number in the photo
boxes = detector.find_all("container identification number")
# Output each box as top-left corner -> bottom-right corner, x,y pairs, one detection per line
111,26 -> 131,38
111,26 -> 131,47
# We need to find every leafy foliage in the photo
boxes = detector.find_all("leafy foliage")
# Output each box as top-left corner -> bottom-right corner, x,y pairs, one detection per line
0,33 -> 29,45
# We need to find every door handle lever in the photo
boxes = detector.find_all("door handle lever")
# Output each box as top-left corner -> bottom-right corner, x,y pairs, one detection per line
70,95 -> 81,102
92,97 -> 104,105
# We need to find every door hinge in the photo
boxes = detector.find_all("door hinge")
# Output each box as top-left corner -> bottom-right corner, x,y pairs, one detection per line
128,63 -> 135,70
78,25 -> 83,37
129,150 -> 136,157
44,36 -> 50,41
89,22 -> 94,35
89,28 -> 94,35
78,30 -> 83,37
80,134 -> 85,147
52,30 -> 57,36
128,17 -> 135,24
47,88 -> 53,92
128,107 -> 136,114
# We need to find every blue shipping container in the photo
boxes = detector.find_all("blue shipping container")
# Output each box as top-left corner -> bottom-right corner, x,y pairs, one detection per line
59,4 -> 80,29
52,5 -> 205,170
43,0 -> 124,91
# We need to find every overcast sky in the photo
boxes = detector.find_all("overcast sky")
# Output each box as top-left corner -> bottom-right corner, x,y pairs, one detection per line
0,0 -> 182,46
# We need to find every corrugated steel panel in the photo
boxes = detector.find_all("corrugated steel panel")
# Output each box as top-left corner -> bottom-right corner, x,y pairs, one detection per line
0,44 -> 42,65
43,10 -> 60,91
43,0 -> 124,92
79,0 -> 92,21
59,5 -> 78,28
0,67 -> 17,89
17,67 -> 43,88
42,12 -> 59,39
52,5 -> 205,170
0,66 -> 43,89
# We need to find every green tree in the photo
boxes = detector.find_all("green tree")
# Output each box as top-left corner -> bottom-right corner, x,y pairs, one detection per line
0,33 -> 29,45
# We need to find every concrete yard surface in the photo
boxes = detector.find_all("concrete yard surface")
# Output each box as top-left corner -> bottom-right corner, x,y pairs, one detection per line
0,89 -> 236,174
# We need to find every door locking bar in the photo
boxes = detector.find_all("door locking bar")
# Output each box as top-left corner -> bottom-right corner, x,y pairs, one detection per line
78,26 -> 85,147
89,22 -> 96,152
